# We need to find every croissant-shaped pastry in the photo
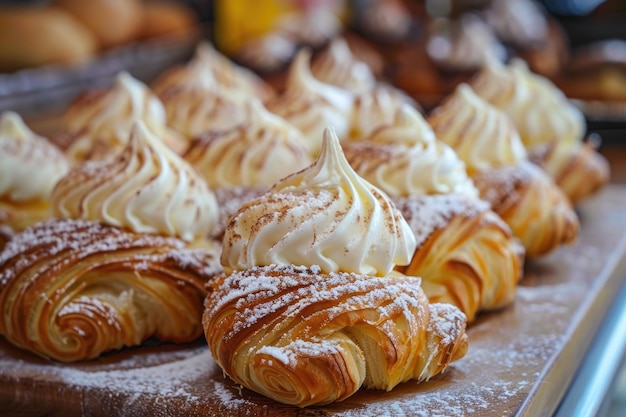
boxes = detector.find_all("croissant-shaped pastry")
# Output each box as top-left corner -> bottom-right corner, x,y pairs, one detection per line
266,49 -> 354,157
528,137 -> 610,204
0,219 -> 222,362
63,72 -> 186,163
394,195 -> 524,321
429,84 -> 579,257
470,59 -> 609,202
203,265 -> 468,407
183,100 -> 312,189
0,111 -> 70,233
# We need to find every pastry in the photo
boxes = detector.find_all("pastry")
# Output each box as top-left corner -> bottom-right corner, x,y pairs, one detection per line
276,7 -> 342,49
63,72 -> 186,163
183,100 -> 312,189
139,0 -> 197,39
205,127 -> 468,406
343,105 -> 522,320
0,218 -> 222,362
152,42 -> 275,103
0,6 -> 96,72
266,49 -> 354,157
0,111 -> 70,233
52,121 -> 219,243
471,59 -> 610,203
234,32 -> 297,74
394,194 -> 523,320
429,84 -> 579,257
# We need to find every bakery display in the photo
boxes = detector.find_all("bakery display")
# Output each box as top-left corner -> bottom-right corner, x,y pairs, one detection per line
471,59 -> 610,203
429,84 -> 579,257
0,111 -> 70,235
206,127 -> 468,406
0,218 -> 221,362
62,72 -> 185,163
343,105 -> 523,321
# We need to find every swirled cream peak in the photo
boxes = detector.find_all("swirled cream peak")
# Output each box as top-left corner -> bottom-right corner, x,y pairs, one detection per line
471,59 -> 586,148
428,84 -> 527,173
52,121 -> 219,241
184,100 -> 313,188
0,112 -> 70,202
311,37 -> 376,93
266,49 -> 354,157
64,72 -> 184,162
345,106 -> 478,198
221,127 -> 416,276
351,86 -> 418,140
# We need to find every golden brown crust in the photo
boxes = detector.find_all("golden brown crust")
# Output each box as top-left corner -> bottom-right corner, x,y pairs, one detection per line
528,139 -> 610,204
394,194 -> 524,322
0,219 -> 222,362
473,161 -> 579,258
203,264 -> 468,407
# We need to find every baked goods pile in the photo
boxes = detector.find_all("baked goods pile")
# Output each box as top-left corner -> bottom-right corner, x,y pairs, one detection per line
0,29 -> 611,409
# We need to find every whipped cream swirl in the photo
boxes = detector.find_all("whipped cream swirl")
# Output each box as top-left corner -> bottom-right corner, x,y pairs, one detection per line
221,127 -> 416,275
0,112 -> 70,202
345,106 -> 478,197
311,38 -> 376,93
471,59 -> 586,148
428,84 -> 527,172
184,100 -> 312,188
52,121 -> 218,241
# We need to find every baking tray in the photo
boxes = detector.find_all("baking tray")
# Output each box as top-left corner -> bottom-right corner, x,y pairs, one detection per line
1,184 -> 626,417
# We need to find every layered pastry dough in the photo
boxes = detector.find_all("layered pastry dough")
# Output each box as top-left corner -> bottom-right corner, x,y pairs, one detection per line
0,112 -> 70,232
63,72 -> 185,163
342,105 -> 522,320
429,84 -> 579,257
183,100 -> 312,189
0,219 -> 222,362
471,59 -> 609,203
394,194 -> 523,321
266,49 -> 353,157
52,121 -> 219,242
206,128 -> 468,406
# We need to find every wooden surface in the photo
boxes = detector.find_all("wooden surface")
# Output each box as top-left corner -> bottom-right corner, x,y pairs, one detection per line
1,185 -> 626,417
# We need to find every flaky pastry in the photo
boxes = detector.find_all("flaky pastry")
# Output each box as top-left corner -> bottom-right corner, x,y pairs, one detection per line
52,121 -> 219,242
0,111 -> 70,232
183,100 -> 312,189
0,219 -> 222,362
429,84 -> 579,257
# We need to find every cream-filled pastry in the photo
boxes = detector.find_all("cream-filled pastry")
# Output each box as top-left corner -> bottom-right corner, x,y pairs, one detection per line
52,121 -> 219,242
429,84 -> 579,257
152,42 -> 275,102
266,49 -> 354,157
205,127 -> 468,407
221,127 -> 415,275
184,100 -> 312,189
344,105 -> 477,198
63,72 -> 185,163
0,111 -> 70,232
311,37 -> 377,94
471,59 -> 609,203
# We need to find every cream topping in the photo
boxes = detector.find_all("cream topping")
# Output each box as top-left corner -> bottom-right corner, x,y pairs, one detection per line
428,84 -> 527,172
64,72 -> 184,162
52,121 -> 218,241
0,112 -> 70,202
311,38 -> 376,94
471,59 -> 586,148
266,49 -> 354,157
221,127 -> 416,275
485,0 -> 548,47
346,106 -> 478,197
184,100 -> 312,188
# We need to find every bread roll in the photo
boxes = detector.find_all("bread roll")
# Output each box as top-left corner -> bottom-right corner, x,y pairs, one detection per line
140,0 -> 197,39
